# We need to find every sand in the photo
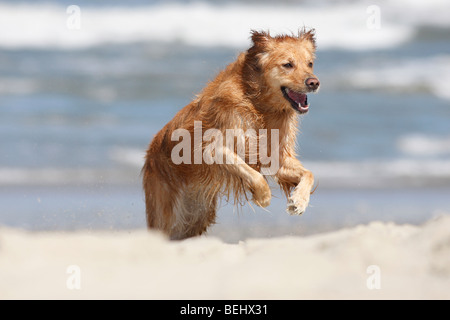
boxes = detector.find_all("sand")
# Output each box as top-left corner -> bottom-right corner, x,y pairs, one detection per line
1,215 -> 449,300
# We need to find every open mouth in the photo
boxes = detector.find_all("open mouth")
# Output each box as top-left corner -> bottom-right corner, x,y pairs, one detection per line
281,87 -> 309,114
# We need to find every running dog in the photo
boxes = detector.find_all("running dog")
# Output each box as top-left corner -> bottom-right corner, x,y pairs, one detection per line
143,29 -> 320,239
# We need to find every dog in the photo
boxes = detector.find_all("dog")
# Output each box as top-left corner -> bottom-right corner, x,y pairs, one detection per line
142,29 -> 320,239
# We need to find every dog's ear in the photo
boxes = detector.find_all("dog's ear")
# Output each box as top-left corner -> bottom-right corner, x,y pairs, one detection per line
246,30 -> 271,72
299,28 -> 316,49
250,30 -> 271,48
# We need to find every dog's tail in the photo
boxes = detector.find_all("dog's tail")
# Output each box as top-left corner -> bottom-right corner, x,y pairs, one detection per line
142,152 -> 176,232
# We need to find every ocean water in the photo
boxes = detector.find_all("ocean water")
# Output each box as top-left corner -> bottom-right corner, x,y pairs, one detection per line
1,0 -> 450,241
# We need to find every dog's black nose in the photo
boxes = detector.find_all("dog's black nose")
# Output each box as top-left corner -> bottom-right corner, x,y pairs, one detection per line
305,77 -> 320,91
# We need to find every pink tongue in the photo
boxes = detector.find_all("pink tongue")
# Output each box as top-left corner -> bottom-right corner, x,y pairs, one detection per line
287,90 -> 306,106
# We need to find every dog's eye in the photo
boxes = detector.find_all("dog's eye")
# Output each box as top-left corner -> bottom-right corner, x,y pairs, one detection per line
282,62 -> 294,69
308,62 -> 313,68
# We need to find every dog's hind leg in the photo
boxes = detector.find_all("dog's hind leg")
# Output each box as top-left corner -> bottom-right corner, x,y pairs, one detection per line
169,186 -> 218,240
144,171 -> 217,239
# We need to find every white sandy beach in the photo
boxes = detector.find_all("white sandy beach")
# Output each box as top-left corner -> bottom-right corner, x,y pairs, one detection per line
1,214 -> 449,300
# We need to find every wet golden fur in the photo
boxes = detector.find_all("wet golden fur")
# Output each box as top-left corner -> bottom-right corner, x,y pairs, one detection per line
142,29 -> 319,239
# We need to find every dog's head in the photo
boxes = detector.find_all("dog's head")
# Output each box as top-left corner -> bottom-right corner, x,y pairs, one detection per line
247,29 -> 320,114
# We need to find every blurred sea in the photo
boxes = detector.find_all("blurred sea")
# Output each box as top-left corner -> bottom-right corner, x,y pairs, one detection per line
1,0 -> 450,241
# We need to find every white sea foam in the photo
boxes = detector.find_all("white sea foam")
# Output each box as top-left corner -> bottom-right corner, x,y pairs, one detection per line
398,134 -> 450,156
0,167 -> 137,186
113,146 -> 450,188
0,78 -> 39,95
110,147 -> 146,167
308,159 -> 450,181
302,159 -> 450,188
0,2 -> 426,50
383,0 -> 450,28
348,55 -> 450,100
2,156 -> 450,188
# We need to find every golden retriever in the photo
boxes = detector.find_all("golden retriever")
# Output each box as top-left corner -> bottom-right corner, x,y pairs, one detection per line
142,29 -> 320,239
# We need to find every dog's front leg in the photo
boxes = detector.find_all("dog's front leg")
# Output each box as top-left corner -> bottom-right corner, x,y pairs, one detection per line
219,147 -> 271,208
276,157 -> 314,215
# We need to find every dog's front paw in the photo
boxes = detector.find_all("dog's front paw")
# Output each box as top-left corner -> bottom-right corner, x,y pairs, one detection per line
286,193 -> 310,215
252,180 -> 271,208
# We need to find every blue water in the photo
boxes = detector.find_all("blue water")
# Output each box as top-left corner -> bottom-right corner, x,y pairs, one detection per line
1,0 -> 449,240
